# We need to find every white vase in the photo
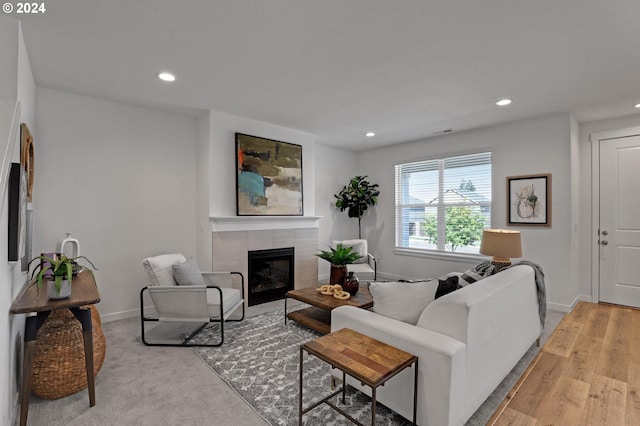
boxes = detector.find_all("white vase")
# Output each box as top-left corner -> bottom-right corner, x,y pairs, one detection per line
47,278 -> 71,300
57,232 -> 80,258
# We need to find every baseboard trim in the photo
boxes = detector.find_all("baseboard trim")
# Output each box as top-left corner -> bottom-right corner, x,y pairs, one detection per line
101,308 -> 140,323
547,295 -> 592,313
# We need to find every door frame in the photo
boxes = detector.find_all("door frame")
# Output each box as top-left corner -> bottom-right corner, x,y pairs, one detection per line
590,125 -> 640,303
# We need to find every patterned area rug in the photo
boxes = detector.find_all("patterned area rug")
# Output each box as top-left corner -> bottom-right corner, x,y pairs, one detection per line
191,310 -> 410,425
191,309 -> 541,426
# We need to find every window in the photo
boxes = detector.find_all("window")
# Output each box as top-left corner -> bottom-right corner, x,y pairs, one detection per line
395,152 -> 491,254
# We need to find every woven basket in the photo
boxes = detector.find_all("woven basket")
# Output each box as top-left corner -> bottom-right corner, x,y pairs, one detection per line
32,305 -> 106,399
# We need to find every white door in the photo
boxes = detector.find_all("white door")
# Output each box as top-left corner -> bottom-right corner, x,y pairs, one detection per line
599,135 -> 640,307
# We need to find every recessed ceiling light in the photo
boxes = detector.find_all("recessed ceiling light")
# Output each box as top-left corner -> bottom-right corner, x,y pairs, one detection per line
158,72 -> 176,82
365,132 -> 375,137
495,98 -> 512,106
635,103 -> 640,108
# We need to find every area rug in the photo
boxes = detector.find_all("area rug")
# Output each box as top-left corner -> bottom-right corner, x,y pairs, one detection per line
191,310 -> 542,426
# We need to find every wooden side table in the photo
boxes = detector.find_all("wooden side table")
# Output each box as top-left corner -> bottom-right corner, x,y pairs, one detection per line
10,271 -> 101,426
299,327 -> 418,425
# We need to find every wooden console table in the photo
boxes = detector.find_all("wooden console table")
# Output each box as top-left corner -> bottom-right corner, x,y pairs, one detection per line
10,271 -> 100,426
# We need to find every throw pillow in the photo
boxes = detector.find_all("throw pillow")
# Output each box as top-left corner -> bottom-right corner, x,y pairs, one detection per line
434,275 -> 462,299
457,261 -> 498,286
369,279 -> 439,325
172,258 -> 206,286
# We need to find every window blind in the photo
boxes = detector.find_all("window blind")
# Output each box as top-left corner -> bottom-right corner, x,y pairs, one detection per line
395,152 -> 492,254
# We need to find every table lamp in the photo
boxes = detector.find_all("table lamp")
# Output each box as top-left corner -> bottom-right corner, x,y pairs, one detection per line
479,229 -> 522,272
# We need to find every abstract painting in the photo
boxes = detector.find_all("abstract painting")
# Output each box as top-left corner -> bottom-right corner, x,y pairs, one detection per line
236,133 -> 303,216
507,174 -> 551,226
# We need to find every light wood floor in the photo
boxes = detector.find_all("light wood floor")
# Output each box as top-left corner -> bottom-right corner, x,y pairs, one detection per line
489,301 -> 640,425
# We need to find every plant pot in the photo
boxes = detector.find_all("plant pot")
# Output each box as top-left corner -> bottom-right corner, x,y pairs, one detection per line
47,279 -> 71,300
329,265 -> 348,286
342,271 -> 360,296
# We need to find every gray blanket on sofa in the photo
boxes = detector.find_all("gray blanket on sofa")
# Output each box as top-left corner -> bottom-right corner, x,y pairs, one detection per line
473,260 -> 547,329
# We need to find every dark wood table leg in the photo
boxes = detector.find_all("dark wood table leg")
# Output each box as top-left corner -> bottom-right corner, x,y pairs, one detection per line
284,294 -> 288,325
20,312 -> 50,426
70,307 -> 95,406
413,359 -> 418,425
371,386 -> 376,426
299,346 -> 303,425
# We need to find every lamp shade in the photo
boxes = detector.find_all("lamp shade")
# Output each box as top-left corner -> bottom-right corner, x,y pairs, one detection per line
479,229 -> 522,260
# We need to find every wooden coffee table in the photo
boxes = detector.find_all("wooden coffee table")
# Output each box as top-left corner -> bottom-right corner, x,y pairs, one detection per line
285,286 -> 373,334
299,327 -> 418,425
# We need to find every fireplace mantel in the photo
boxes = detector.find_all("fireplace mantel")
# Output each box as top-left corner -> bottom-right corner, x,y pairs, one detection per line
210,216 -> 322,232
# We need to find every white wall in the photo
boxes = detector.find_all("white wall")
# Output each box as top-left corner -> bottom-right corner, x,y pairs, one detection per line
569,114 -> 581,305
358,113 -> 575,310
0,16 -> 18,100
0,17 -> 35,426
196,113 -> 211,269
314,143 -> 359,278
34,88 -> 198,321
578,113 -> 640,299
207,110 -> 316,218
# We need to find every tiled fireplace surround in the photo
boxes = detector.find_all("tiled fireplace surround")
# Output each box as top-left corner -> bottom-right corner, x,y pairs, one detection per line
211,217 -> 320,307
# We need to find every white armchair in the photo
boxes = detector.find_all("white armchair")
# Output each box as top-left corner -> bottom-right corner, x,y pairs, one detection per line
140,253 -> 245,347
331,239 -> 377,280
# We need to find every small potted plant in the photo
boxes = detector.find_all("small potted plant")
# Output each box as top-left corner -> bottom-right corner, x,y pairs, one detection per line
28,254 -> 98,300
316,243 -> 361,285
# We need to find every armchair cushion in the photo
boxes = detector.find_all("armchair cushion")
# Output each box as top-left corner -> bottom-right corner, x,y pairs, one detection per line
173,258 -> 206,286
369,280 -> 438,325
142,253 -> 186,286
207,287 -> 243,318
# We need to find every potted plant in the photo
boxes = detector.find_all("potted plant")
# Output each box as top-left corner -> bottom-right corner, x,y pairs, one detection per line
28,254 -> 98,300
316,243 -> 361,285
334,176 -> 380,239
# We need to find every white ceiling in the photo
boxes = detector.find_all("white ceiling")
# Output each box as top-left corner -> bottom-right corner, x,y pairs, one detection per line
17,0 -> 640,151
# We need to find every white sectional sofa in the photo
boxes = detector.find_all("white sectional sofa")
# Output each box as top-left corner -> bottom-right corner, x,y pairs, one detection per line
331,264 -> 542,426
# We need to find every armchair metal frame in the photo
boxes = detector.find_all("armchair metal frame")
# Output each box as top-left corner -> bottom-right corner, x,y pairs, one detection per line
140,271 -> 245,347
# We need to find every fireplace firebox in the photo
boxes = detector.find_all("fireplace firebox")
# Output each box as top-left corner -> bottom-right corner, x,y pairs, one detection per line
247,247 -> 294,306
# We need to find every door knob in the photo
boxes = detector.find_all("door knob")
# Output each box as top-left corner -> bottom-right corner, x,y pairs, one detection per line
602,230 -> 608,236
601,240 -> 608,245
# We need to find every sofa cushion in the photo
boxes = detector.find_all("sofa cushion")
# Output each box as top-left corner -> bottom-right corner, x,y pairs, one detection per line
369,280 -> 438,325
435,275 -> 462,299
172,258 -> 206,286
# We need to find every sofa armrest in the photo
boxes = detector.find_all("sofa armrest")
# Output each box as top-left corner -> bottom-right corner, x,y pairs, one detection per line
331,306 -> 466,426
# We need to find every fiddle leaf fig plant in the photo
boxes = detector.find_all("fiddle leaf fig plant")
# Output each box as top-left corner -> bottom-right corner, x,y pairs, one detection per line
334,175 -> 380,239
28,254 -> 98,295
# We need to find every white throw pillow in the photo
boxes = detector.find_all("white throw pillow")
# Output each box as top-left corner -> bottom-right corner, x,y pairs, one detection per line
142,253 -> 186,286
369,280 -> 439,325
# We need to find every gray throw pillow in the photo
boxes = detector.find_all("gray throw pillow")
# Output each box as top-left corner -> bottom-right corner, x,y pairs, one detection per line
172,258 -> 206,286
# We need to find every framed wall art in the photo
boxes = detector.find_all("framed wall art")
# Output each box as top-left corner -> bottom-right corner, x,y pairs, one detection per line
236,133 -> 303,216
507,173 -> 551,227
8,163 -> 27,262
20,123 -> 35,203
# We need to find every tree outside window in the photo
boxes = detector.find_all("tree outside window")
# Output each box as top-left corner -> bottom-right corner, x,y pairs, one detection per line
395,152 -> 492,254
